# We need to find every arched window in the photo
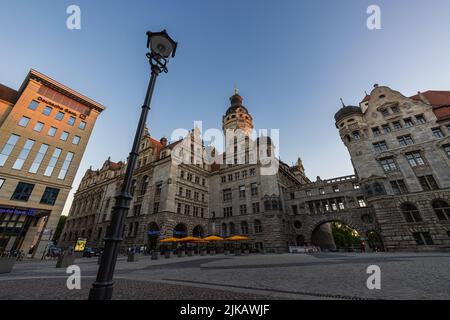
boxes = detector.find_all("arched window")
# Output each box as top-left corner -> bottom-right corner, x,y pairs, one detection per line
128,222 -> 133,236
229,222 -> 235,235
400,203 -> 422,223
352,131 -> 361,140
271,200 -> 278,210
241,221 -> 249,234
254,220 -> 263,233
264,200 -> 271,211
130,180 -> 137,196
141,176 -> 149,195
134,222 -> 139,236
221,223 -> 227,237
432,200 -> 450,221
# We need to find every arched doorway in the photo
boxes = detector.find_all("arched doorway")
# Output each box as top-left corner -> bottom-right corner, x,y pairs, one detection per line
193,225 -> 204,238
311,221 -> 361,251
367,230 -> 384,251
147,222 -> 160,250
173,223 -> 187,238
296,235 -> 306,246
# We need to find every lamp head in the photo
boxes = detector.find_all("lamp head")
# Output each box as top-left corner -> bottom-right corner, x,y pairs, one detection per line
146,30 -> 177,59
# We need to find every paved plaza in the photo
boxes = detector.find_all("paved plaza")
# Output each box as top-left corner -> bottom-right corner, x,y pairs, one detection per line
0,252 -> 449,300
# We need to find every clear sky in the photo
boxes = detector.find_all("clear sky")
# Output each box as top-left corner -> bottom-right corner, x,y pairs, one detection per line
1,0 -> 450,215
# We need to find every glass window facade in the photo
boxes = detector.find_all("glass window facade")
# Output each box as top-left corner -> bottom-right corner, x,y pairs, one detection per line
12,139 -> 35,170
29,144 -> 49,173
47,127 -> 57,137
44,148 -> 62,177
28,100 -> 39,110
18,116 -> 30,127
33,121 -> 44,132
60,131 -> 69,141
40,187 -> 60,205
72,136 -> 80,145
58,152 -> 74,180
42,106 -> 52,116
55,111 -> 65,121
0,134 -> 20,166
68,116 -> 76,126
11,182 -> 35,202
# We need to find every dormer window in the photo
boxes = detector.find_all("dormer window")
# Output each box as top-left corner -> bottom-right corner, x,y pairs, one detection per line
379,94 -> 386,99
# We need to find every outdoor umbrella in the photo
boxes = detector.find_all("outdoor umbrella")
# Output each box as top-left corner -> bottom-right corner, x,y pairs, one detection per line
177,236 -> 201,242
159,237 -> 179,243
225,235 -> 250,241
203,235 -> 224,241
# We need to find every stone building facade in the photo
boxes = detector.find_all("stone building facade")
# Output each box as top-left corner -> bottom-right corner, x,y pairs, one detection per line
334,85 -> 450,251
61,86 -> 450,253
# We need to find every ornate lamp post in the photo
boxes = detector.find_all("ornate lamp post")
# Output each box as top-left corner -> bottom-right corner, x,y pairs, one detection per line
88,30 -> 177,300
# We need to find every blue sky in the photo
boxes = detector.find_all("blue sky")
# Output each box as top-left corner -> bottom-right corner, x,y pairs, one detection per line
1,0 -> 450,214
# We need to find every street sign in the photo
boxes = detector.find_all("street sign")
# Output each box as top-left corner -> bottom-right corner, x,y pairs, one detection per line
74,238 -> 87,252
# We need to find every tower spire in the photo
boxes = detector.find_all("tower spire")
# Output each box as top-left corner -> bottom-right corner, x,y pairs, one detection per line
234,86 -> 239,96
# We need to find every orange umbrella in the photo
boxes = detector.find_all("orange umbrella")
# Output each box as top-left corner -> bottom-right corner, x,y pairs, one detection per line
203,235 -> 224,241
159,237 -> 179,243
226,235 -> 250,241
177,236 -> 201,242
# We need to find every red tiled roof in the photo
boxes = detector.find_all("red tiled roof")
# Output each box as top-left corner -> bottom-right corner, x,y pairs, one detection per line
109,161 -> 124,170
166,139 -> 182,150
409,90 -> 450,106
0,83 -> 19,104
361,95 -> 371,103
146,136 -> 163,147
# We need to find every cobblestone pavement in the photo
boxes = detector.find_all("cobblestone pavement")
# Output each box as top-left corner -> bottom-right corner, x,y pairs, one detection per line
0,252 -> 449,300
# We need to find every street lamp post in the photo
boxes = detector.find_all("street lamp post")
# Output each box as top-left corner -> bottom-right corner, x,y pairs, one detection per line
88,30 -> 177,300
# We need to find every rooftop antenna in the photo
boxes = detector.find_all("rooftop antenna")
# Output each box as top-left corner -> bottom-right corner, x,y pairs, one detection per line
340,98 -> 346,108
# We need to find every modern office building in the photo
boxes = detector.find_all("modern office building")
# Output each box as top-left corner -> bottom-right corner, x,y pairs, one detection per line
0,69 -> 105,257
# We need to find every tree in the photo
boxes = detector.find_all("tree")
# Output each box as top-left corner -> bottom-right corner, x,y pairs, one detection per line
52,215 -> 67,243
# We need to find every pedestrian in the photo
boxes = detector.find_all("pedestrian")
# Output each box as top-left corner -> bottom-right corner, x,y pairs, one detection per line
360,241 -> 366,253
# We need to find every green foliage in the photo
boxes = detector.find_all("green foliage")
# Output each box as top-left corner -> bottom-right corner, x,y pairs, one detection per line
52,215 -> 67,242
331,222 -> 360,248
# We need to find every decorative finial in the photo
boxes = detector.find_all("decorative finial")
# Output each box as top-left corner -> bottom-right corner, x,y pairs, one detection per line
340,98 -> 346,108
234,86 -> 239,95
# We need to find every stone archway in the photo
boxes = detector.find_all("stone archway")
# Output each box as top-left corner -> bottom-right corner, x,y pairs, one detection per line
310,218 -> 365,251
147,222 -> 160,250
296,235 -> 306,246
173,223 -> 187,238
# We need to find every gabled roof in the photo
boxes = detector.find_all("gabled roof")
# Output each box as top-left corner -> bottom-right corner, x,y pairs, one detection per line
0,83 -> 19,104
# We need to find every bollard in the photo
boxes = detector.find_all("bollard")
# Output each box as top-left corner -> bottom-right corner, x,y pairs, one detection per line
151,251 -> 159,260
165,251 -> 171,259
